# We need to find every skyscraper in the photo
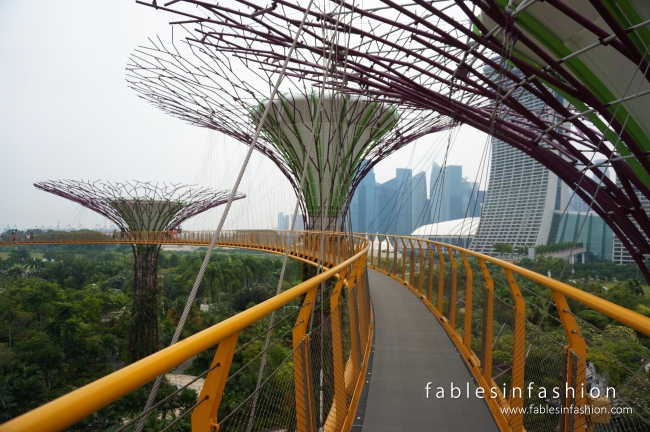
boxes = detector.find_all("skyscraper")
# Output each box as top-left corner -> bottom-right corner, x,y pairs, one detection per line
428,162 -> 442,224
351,165 -> 377,232
375,178 -> 398,235
472,64 -> 561,252
395,168 -> 413,235
412,171 -> 428,230
277,212 -> 290,230
462,180 -> 484,218
441,165 -> 463,222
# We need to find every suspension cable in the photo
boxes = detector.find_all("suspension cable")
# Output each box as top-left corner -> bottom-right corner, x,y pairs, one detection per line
135,3 -> 320,428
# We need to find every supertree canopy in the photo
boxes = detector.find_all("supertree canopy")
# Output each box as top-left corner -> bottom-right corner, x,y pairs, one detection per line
35,180 -> 245,360
127,28 -> 452,231
251,92 -> 398,230
135,0 -> 650,280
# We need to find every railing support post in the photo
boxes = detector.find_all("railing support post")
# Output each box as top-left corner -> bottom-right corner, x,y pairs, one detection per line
504,269 -> 526,431
408,239 -> 416,287
435,245 -> 445,312
446,247 -> 457,330
346,267 -> 363,395
400,238 -> 407,281
352,261 -> 369,356
293,286 -> 318,432
426,244 -> 435,303
552,292 -> 587,432
478,258 -> 494,383
384,236 -> 390,273
392,237 -> 398,275
330,266 -> 349,429
460,251 -> 473,352
417,241 -> 424,294
192,332 -> 239,432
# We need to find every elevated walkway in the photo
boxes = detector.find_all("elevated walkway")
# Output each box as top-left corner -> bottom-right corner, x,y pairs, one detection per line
4,230 -> 650,432
360,269 -> 498,431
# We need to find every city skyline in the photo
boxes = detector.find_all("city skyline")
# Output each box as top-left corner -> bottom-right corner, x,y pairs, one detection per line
0,2 -> 491,233
350,162 -> 486,236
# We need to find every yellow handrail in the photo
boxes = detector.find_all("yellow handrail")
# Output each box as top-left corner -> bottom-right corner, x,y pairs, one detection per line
0,231 -> 372,432
364,233 -> 650,336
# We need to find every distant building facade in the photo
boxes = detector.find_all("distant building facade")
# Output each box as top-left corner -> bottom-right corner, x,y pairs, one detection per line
350,165 -> 376,233
472,63 -> 563,253
277,212 -> 290,230
375,178 -> 398,235
411,171 -> 428,230
548,211 -> 614,261
395,168 -> 413,235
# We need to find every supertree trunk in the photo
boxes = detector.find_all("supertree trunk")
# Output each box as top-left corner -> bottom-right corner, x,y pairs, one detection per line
129,244 -> 161,362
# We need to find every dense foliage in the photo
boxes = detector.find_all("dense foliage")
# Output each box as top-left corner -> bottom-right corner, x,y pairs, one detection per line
0,243 -> 301,429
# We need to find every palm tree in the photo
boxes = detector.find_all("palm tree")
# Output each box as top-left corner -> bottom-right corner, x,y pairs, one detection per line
68,257 -> 91,290
204,263 -> 221,305
7,264 -> 27,278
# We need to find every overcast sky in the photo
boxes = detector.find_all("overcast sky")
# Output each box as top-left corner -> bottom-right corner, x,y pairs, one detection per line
0,1 -> 489,232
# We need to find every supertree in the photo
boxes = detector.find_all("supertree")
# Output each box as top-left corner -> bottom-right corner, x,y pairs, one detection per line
126,27 -> 453,231
135,0 -> 650,281
34,180 -> 245,361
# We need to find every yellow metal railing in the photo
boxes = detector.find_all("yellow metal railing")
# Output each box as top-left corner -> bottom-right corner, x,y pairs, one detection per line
5,230 -> 650,431
365,234 -> 650,432
0,230 -> 372,432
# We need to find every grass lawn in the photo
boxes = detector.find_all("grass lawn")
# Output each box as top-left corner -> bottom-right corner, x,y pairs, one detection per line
601,281 -> 650,296
0,252 -> 44,260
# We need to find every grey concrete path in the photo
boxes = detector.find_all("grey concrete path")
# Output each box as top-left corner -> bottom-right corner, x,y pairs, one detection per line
359,269 -> 499,432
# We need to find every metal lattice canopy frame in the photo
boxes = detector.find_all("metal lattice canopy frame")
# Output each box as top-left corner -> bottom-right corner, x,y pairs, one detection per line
34,179 -> 245,231
127,25 -> 453,230
135,0 -> 650,280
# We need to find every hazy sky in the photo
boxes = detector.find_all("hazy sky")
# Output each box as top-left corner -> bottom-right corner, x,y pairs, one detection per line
0,1 -> 489,232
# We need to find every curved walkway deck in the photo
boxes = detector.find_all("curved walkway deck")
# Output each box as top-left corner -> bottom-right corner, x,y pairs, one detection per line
358,269 -> 499,431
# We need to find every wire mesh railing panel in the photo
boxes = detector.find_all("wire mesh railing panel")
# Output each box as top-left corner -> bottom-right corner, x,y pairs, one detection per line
218,344 -> 299,432
467,258 -> 486,364
308,309 -> 337,431
339,292 -> 352,374
441,260 -> 452,320
521,322 -> 566,432
490,295 -> 516,395
214,305 -> 301,430
351,285 -> 365,366
575,319 -> 650,431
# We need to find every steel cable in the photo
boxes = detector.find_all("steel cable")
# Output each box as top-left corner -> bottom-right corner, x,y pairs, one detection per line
136,3 -> 321,429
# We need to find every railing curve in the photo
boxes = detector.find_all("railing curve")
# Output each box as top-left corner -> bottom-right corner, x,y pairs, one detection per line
0,230 -> 372,432
364,233 -> 650,432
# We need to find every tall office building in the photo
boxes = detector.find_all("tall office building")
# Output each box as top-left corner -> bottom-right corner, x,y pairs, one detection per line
471,136 -> 562,252
412,171 -> 428,230
462,180 -> 484,218
395,168 -> 413,235
277,212 -> 290,230
549,211 -> 614,261
472,63 -> 564,253
375,178 -> 398,235
350,165 -> 376,232
277,211 -> 304,230
428,162 -> 442,224
441,165 -> 463,222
